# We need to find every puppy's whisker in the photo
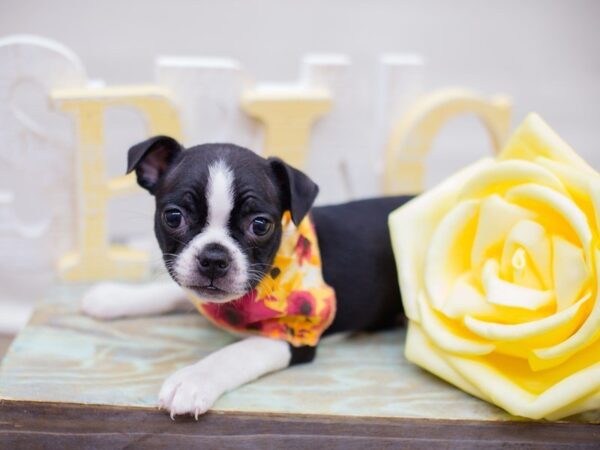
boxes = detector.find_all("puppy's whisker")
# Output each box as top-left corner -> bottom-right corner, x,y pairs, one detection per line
248,262 -> 272,268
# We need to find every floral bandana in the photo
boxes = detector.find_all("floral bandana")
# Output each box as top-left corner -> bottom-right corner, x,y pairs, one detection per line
186,212 -> 336,347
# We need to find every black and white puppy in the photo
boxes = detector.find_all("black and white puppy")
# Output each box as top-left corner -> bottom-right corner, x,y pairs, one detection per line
82,136 -> 411,418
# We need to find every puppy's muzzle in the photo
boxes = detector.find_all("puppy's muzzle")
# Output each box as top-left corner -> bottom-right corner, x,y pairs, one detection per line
197,243 -> 231,280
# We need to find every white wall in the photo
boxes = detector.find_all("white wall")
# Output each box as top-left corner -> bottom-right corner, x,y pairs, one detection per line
1,0 -> 599,185
0,0 -> 598,332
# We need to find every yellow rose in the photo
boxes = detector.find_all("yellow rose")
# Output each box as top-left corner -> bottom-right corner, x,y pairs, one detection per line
389,114 -> 600,420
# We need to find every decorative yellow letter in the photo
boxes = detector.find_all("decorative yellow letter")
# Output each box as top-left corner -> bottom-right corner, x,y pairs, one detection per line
53,85 -> 183,281
383,88 -> 512,194
241,86 -> 331,169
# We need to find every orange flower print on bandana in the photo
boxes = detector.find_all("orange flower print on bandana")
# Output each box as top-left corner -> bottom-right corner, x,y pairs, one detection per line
295,235 -> 312,265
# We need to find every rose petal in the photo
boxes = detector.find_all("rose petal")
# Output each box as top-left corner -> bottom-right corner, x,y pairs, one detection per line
419,294 -> 495,356
425,200 -> 479,310
499,113 -> 596,174
533,248 -> 600,362
552,236 -> 590,311
511,249 -> 545,289
404,323 -> 486,400
482,259 -> 554,310
505,183 -> 593,262
389,160 -> 494,321
470,195 -> 535,269
448,350 -> 600,420
443,273 -> 552,324
407,320 -> 600,420
459,159 -> 567,200
500,220 -> 552,289
536,157 -> 600,237
441,274 -> 495,319
590,178 -> 600,236
464,293 -> 589,342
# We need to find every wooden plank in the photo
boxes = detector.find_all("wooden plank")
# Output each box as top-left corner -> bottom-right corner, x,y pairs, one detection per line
0,400 -> 599,449
0,286 -> 599,424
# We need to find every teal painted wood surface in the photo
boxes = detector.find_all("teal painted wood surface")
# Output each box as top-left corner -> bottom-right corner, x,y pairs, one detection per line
1,285 -> 599,422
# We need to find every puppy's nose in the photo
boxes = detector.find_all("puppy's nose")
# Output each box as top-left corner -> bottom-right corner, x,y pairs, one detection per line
197,244 -> 231,280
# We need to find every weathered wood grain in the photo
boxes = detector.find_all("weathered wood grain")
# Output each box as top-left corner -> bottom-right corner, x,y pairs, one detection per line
1,400 -> 600,450
0,286 -> 599,425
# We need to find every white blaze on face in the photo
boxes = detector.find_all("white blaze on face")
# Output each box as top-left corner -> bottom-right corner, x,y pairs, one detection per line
173,160 -> 249,301
206,160 -> 234,229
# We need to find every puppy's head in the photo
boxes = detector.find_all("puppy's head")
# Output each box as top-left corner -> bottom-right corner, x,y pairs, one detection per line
127,136 -> 319,303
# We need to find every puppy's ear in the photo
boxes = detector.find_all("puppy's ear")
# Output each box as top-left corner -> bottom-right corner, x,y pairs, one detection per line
269,157 -> 319,225
126,136 -> 182,194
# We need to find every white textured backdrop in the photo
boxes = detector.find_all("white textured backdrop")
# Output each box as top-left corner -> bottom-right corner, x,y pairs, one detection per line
2,0 -> 599,183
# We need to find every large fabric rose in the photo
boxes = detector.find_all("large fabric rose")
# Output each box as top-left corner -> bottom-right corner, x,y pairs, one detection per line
389,114 -> 600,420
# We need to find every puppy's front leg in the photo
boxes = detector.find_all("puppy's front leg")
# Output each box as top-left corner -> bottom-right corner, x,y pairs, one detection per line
81,281 -> 189,320
159,337 -> 294,418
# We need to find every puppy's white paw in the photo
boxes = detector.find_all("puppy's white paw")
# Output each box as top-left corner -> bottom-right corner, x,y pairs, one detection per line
159,365 -> 220,419
80,282 -> 135,320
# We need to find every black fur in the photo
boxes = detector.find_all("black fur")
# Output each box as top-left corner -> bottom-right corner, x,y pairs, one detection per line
268,157 -> 319,225
288,196 -> 412,365
126,135 -> 182,193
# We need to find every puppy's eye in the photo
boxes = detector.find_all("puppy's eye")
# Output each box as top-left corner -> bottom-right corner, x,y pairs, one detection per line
163,208 -> 183,229
249,217 -> 273,237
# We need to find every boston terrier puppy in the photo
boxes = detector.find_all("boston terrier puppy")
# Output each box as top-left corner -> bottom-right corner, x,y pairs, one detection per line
82,136 -> 412,419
